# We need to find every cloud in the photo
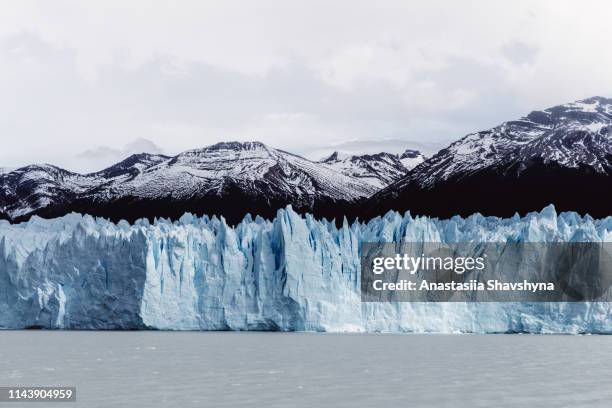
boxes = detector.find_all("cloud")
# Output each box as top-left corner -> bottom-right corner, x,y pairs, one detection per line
74,138 -> 165,173
501,41 -> 539,65
0,2 -> 611,171
78,138 -> 164,159
303,138 -> 440,162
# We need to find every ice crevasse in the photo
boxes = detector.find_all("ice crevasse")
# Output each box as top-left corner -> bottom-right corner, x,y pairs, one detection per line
1,205 -> 612,333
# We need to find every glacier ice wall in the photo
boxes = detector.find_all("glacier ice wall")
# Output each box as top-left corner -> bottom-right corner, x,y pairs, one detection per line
1,205 -> 612,333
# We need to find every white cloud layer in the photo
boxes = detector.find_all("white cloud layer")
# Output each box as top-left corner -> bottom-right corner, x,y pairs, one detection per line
0,1 -> 611,171
74,138 -> 165,173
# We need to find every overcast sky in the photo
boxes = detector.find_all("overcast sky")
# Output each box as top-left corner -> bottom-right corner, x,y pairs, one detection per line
1,1 -> 612,172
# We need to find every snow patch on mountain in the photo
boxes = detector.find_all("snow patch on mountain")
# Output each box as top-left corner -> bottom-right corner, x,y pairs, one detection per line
399,149 -> 426,170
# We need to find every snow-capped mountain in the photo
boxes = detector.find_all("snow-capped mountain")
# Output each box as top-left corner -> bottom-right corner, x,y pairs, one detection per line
363,96 -> 612,219
89,142 -> 375,201
321,150 -> 419,189
93,153 -> 170,180
0,164 -> 91,219
1,142 -> 378,223
0,153 -> 172,221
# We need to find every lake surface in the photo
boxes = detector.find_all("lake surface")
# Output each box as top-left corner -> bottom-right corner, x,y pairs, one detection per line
0,332 -> 611,407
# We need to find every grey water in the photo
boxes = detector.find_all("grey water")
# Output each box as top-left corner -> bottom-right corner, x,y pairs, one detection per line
0,332 -> 611,408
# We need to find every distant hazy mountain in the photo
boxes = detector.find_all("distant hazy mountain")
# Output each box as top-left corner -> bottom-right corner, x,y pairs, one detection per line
320,150 -> 424,189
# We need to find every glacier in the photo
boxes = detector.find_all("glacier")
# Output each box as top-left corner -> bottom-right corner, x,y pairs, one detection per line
1,205 -> 612,333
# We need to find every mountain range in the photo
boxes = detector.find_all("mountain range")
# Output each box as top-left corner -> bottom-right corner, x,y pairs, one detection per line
1,96 -> 611,223
362,96 -> 612,219
0,142 -> 420,223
